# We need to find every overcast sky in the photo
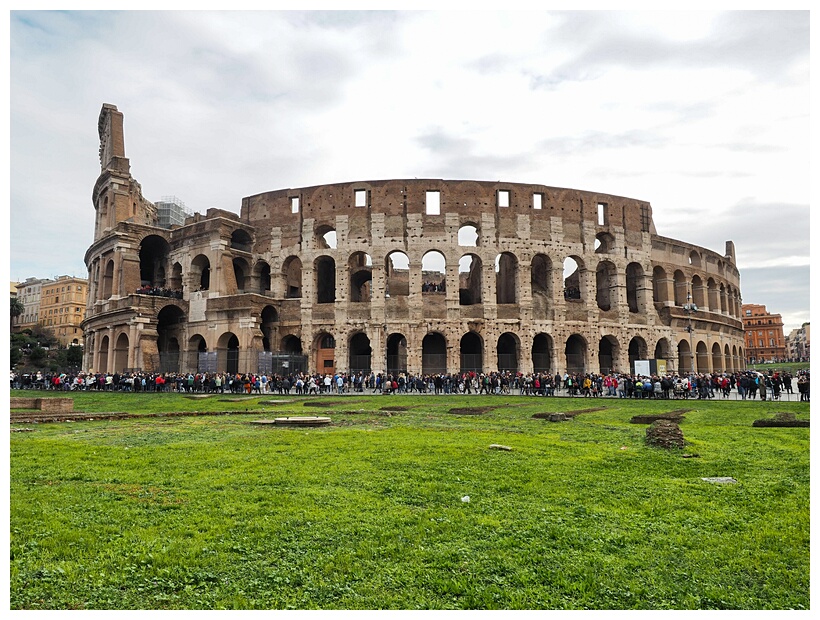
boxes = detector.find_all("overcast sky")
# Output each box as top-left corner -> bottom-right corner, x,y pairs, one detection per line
8,9 -> 811,333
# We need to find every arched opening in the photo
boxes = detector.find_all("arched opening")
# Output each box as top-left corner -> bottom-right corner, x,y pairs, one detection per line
255,260 -> 272,294
688,250 -> 701,267
422,332 -> 447,375
626,263 -> 643,313
315,332 -> 336,375
349,332 -> 372,373
316,225 -> 337,249
230,229 -> 253,253
219,333 -> 240,375
599,336 -> 618,374
678,339 -> 692,375
707,278 -> 718,311
692,275 -> 705,309
732,345 -> 740,371
232,257 -> 250,292
724,344 -> 732,372
387,333 -> 408,376
168,262 -> 183,292
497,332 -> 519,373
315,256 -> 336,304
652,266 -> 669,304
720,284 -> 728,314
282,256 -> 302,298
191,255 -> 211,291
458,254 -> 482,305
139,235 -> 170,288
261,305 -> 279,352
532,333 -> 553,374
712,343 -> 723,373
102,260 -> 114,299
495,252 -> 518,303
114,333 -> 129,373
349,252 -> 373,302
385,251 -> 410,297
654,338 -> 671,367
282,335 -> 303,354
673,270 -> 687,306
531,254 -> 552,319
460,332 -> 483,374
596,260 -> 617,311
157,305 -> 185,373
594,232 -> 616,254
565,335 -> 586,375
563,257 -> 583,301
422,250 -> 446,294
696,341 -> 709,373
458,224 -> 479,247
188,334 -> 208,372
628,337 -> 648,373
98,335 -> 110,373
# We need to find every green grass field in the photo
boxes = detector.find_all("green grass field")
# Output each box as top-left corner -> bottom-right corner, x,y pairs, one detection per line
9,391 -> 810,609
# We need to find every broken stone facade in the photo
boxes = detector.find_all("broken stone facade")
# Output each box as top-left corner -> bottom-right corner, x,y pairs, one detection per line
82,104 -> 746,377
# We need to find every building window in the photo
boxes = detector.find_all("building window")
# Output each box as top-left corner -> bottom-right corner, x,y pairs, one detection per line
290,197 -> 300,214
426,191 -> 440,215
498,190 -> 510,208
354,189 -> 367,208
640,205 -> 651,232
597,203 -> 607,226
533,193 -> 543,210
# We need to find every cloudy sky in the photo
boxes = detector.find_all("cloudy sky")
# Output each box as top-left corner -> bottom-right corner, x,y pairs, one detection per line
8,9 -> 811,333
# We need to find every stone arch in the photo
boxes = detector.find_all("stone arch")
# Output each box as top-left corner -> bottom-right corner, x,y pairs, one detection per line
421,250 -> 446,294
532,333 -> 553,374
230,229 -> 253,252
599,335 -> 619,374
594,231 -> 616,254
387,333 -> 408,376
190,254 -> 211,291
626,262 -> 644,313
254,260 -> 272,294
315,256 -> 336,304
281,334 -> 303,354
458,223 -> 479,247
188,334 -> 208,371
315,224 -> 337,249
139,235 -> 170,288
531,253 -> 552,319
688,250 -> 701,267
565,334 -> 587,375
497,332 -> 520,373
282,255 -> 302,298
217,332 -> 240,375
385,250 -> 410,297
724,344 -> 732,372
696,340 -> 709,373
349,251 -> 373,302
691,275 -> 705,308
458,254 -> 482,305
98,334 -> 110,373
232,257 -> 251,292
314,331 -> 336,375
113,332 -> 129,372
654,338 -> 671,366
422,332 -> 447,375
678,339 -> 692,375
707,277 -> 718,311
596,260 -> 618,311
261,305 -> 279,352
168,262 -> 183,292
652,266 -> 669,304
157,305 -> 185,373
673,270 -> 687,306
102,259 -> 114,299
495,252 -> 518,304
719,283 -> 728,314
348,331 -> 372,373
563,256 -> 584,301
712,342 -> 723,373
460,331 -> 483,374
732,345 -> 740,371
628,336 -> 648,373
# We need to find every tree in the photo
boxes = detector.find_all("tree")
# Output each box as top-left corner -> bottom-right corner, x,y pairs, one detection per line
10,297 -> 24,330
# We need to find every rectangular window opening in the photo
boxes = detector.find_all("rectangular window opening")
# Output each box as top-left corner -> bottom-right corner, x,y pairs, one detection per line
498,190 -> 510,208
533,193 -> 543,210
426,190 -> 440,215
354,189 -> 367,208
290,197 -> 300,214
597,202 -> 607,226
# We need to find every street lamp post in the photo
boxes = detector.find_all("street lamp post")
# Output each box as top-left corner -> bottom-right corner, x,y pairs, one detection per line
683,287 -> 698,375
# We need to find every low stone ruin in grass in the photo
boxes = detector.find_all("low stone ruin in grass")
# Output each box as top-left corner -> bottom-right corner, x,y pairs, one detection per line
645,419 -> 686,449
752,412 -> 809,428
532,407 -> 607,422
630,409 -> 690,424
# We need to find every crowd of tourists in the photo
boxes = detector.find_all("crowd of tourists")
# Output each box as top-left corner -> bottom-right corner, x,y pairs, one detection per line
134,285 -> 183,298
10,368 -> 809,402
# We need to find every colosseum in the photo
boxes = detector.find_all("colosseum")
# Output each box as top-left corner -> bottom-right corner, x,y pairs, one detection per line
82,104 -> 746,378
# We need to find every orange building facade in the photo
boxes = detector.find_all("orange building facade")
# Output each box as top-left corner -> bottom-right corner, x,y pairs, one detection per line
742,304 -> 787,363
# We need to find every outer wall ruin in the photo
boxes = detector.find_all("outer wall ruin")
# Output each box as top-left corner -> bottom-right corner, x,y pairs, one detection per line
82,104 -> 746,377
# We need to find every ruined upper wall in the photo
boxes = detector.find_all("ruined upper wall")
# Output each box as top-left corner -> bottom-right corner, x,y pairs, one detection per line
241,179 -> 657,244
